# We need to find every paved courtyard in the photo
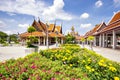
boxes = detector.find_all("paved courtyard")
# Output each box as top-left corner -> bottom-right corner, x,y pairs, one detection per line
0,44 -> 57,62
1,44 -> 120,63
79,44 -> 120,63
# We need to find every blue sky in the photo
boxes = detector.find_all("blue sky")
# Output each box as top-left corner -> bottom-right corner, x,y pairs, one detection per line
0,0 -> 120,35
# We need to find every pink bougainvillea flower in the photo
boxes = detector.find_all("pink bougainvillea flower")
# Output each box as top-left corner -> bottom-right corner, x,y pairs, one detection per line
31,65 -> 36,69
71,78 -> 76,80
42,70 -> 46,72
28,78 -> 31,80
78,78 -> 81,80
51,78 -> 56,80
55,71 -> 61,75
0,74 -> 2,77
22,68 -> 27,72
47,70 -> 51,74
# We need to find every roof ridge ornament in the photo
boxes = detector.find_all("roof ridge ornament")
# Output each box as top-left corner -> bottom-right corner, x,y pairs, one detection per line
38,17 -> 40,22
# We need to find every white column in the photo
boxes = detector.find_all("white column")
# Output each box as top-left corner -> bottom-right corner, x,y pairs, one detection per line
113,30 -> 116,49
105,34 -> 108,47
99,34 -> 102,47
87,40 -> 88,45
56,37 -> 58,47
102,33 -> 105,47
44,37 -> 46,45
61,38 -> 63,44
49,38 -> 51,45
38,37 -> 40,45
94,36 -> 96,46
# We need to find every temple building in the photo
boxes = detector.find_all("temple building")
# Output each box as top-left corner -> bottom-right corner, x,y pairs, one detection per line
84,11 -> 120,49
20,19 -> 64,45
70,26 -> 81,43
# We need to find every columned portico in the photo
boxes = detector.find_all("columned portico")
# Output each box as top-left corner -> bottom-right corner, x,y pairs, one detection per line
61,38 -> 63,44
44,37 -> 46,45
87,40 -> 89,45
102,33 -> 105,47
113,30 -> 116,49
94,36 -> 96,46
105,34 -> 108,47
99,34 -> 102,47
38,37 -> 41,45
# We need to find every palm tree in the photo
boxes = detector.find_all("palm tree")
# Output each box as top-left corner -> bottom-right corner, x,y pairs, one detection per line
80,37 -> 85,48
87,36 -> 95,50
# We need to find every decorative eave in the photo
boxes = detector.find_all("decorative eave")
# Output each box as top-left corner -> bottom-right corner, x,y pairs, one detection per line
107,11 -> 120,25
19,31 -> 46,37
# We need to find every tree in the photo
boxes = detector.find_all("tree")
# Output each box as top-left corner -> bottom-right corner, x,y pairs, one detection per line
0,31 -> 8,44
27,26 -> 36,35
87,36 -> 95,50
27,26 -> 36,47
65,34 -> 75,44
80,37 -> 85,48
9,34 -> 19,43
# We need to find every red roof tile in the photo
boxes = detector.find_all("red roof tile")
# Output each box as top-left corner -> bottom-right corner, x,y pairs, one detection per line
54,26 -> 61,33
108,11 -> 120,25
48,24 -> 55,31
20,31 -> 46,37
100,11 -> 120,33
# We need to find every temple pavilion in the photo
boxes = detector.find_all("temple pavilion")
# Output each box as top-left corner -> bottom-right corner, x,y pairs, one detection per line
20,19 -> 64,45
84,11 -> 120,49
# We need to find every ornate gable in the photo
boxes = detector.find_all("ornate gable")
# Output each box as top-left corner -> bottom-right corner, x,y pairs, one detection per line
32,19 -> 44,32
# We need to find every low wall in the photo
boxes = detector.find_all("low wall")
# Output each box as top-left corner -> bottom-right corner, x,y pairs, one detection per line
24,48 -> 38,54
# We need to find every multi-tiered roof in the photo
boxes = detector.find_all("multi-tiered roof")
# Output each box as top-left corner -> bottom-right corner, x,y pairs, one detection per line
84,11 -> 120,37
20,19 -> 64,38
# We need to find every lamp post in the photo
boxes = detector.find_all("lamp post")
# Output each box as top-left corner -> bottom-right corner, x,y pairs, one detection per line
46,22 -> 49,49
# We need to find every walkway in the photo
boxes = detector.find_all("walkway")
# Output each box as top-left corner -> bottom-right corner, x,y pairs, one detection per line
0,44 -> 58,62
79,44 -> 120,63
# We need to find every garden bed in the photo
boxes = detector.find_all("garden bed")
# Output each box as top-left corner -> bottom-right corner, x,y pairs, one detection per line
0,44 -> 120,80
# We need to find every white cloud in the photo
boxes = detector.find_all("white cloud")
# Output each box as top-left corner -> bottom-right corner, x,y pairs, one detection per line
0,20 -> 6,28
95,0 -> 103,8
42,0 -> 73,21
0,0 -> 73,21
18,24 -> 29,28
80,23 -> 92,28
7,12 -> 16,16
80,13 -> 89,19
4,30 -> 13,34
9,19 -> 15,22
113,0 -> 120,7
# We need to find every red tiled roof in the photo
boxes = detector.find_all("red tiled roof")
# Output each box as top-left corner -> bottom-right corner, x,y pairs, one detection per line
84,24 -> 100,37
48,24 -> 55,31
99,11 -> 120,33
20,31 -> 46,37
54,26 -> 61,33
108,11 -> 120,25
100,20 -> 120,33
48,32 -> 64,38
20,19 -> 64,38
38,20 -> 47,32
84,22 -> 106,37
32,20 -> 44,31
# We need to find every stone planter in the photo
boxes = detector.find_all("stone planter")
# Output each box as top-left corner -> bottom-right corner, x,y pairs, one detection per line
25,48 -> 35,54
25,47 -> 39,54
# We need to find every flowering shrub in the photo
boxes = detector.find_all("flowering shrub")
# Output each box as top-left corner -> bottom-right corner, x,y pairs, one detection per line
0,44 -> 120,80
40,44 -> 120,80
0,53 -> 89,80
